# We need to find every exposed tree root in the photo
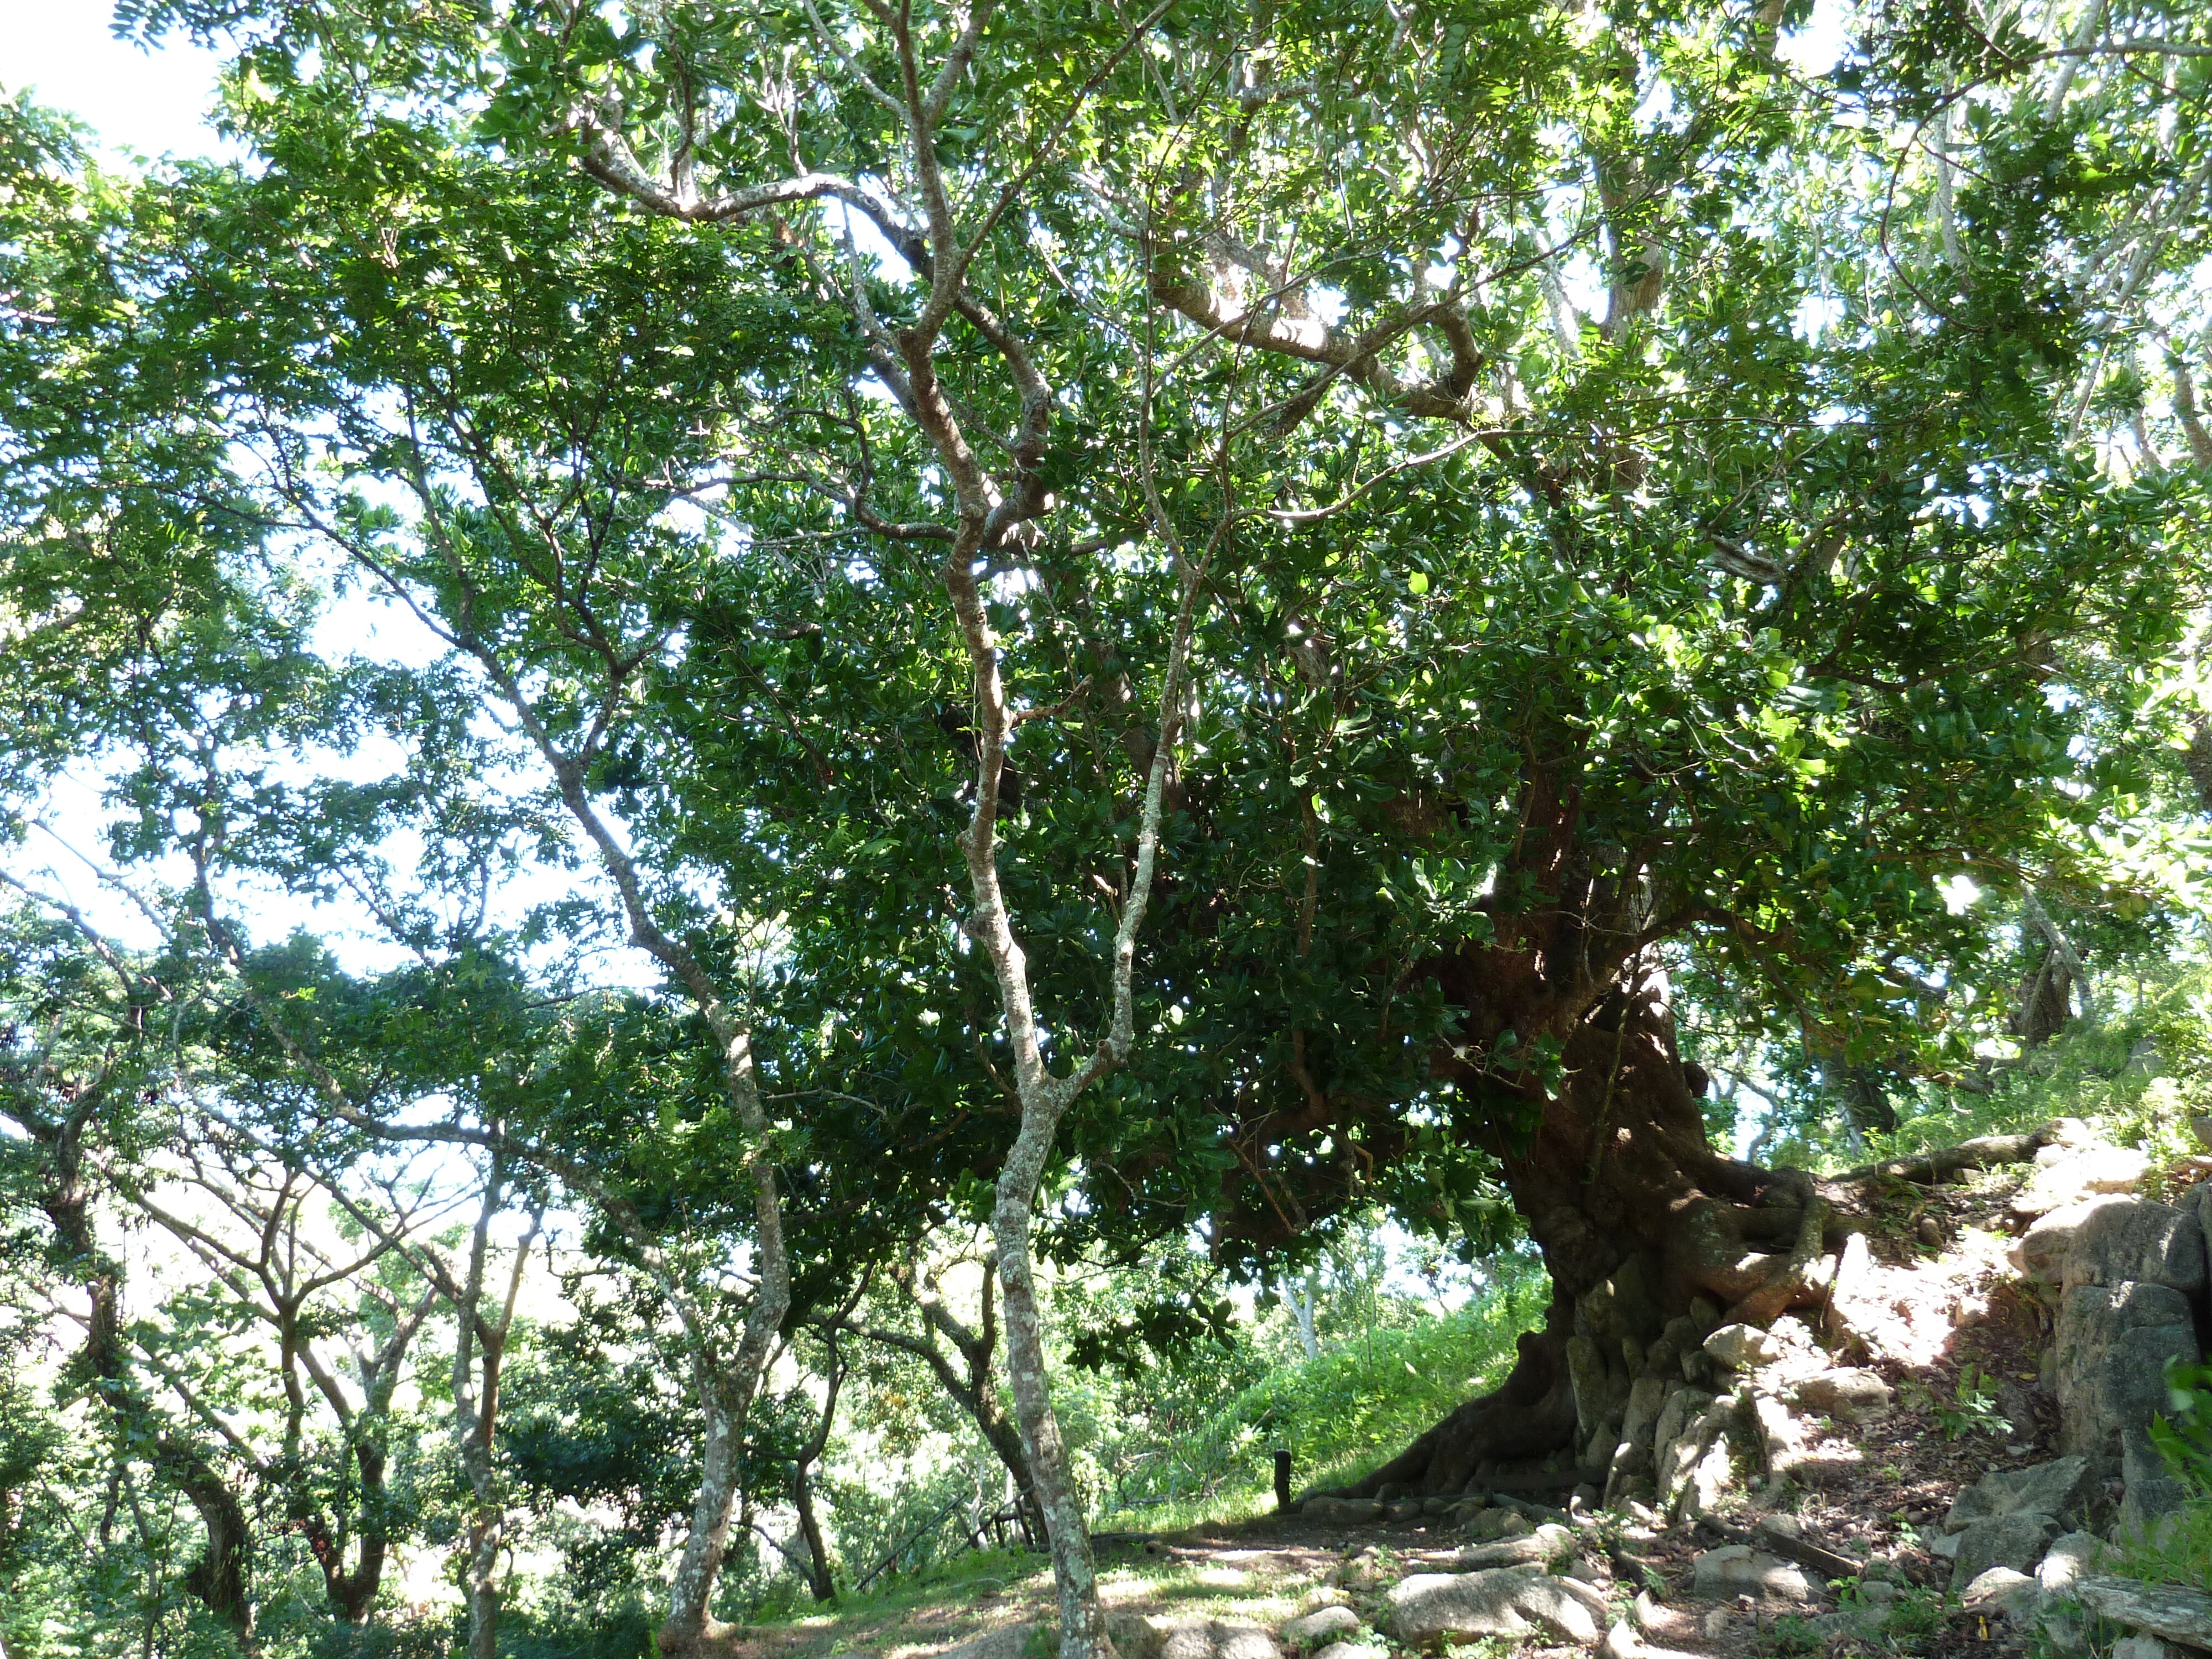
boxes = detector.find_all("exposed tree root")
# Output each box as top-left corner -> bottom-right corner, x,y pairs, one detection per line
1314,1120 -> 2067,1511
1834,1123 -> 2059,1188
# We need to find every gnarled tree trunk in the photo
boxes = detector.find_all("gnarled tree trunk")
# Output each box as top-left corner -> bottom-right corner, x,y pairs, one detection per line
1326,952 -> 1842,1501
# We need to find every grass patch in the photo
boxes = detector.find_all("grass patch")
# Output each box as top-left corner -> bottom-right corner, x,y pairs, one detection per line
1093,1275 -> 1544,1531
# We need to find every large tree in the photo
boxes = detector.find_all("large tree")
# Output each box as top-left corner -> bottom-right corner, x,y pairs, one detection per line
11,0 -> 2212,1651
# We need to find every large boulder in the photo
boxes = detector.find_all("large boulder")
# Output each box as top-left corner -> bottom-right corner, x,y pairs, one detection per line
1704,1325 -> 1781,1370
1791,1368 -> 1893,1423
1385,1566 -> 1608,1646
1944,1456 -> 2098,1532
1453,1524 -> 1575,1570
2014,1197 -> 2131,1286
2063,1201 -> 2206,1295
1950,1513 -> 2058,1590
2013,1145 -> 2151,1217
1690,1545 -> 1815,1604
2119,1429 -> 2195,1539
2055,1282 -> 2201,1459
1149,1619 -> 1281,1659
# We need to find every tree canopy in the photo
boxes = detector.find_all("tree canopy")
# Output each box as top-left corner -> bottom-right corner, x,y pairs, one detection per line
3,0 -> 2210,1652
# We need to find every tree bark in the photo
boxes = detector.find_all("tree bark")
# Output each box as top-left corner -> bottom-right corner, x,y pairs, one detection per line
994,1142 -> 1115,1659
1293,1272 -> 1319,1361
1322,952 -> 1848,1500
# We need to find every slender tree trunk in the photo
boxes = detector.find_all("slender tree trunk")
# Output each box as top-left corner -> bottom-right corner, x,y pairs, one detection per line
451,1161 -> 535,1659
794,1466 -> 834,1604
1293,1272 -> 1319,1361
993,1136 -> 1114,1659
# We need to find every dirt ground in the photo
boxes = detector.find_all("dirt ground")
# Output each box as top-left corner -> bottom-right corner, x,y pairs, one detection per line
733,1160 -> 2098,1659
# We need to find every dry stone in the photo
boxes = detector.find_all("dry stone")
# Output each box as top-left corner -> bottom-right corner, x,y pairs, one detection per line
1162,1623 -> 1280,1659
2072,1578 -> 2212,1652
1950,1513 -> 2058,1589
1453,1524 -> 1575,1570
1943,1456 -> 2098,1532
1385,1566 -> 1608,1647
2111,1639 -> 2182,1659
2014,1197 -> 2131,1285
2119,1428 -> 2195,1538
1963,1568 -> 2046,1623
1280,1606 -> 1361,1648
1690,1545 -> 1815,1603
2055,1281 -> 2200,1459
1310,1646 -> 1373,1659
2013,1145 -> 2151,1217
1705,1324 -> 1781,1370
1791,1368 -> 1893,1422
2063,1201 -> 2206,1295
2037,1531 -> 2105,1593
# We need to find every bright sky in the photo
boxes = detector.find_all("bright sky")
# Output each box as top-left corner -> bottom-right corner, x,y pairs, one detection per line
0,2 -> 232,165
4,0 -> 1857,169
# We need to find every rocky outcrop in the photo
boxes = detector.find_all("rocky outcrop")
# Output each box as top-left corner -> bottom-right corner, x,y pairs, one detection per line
1944,1456 -> 2099,1533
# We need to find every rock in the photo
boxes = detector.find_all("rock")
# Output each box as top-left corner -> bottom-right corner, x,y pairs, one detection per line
1280,1606 -> 1361,1648
2014,1145 -> 2152,1216
1702,1609 -> 1730,1640
1631,1590 -> 1665,1634
1310,1647 -> 1371,1659
2056,1281 -> 2201,1459
1930,1531 -> 1963,1558
1385,1566 -> 1608,1646
2073,1578 -> 2212,1652
2112,1639 -> 2181,1659
1944,1455 -> 2098,1532
2121,1427 -> 2197,1538
1620,1375 -> 1668,1448
1601,1619 -> 1641,1659
1951,1513 -> 2059,1588
1858,1580 -> 1898,1605
2064,1201 -> 2206,1295
1791,1368 -> 1893,1423
1690,1545 -> 1815,1604
2038,1531 -> 2105,1593
2193,1116 -> 2212,1153
1382,1499 -> 1422,1523
1705,1324 -> 1781,1370
1453,1524 -> 1574,1570
1824,1604 -> 1895,1641
1964,1567 -> 2046,1623
2014,1197 -> 2132,1285
1157,1621 -> 1281,1659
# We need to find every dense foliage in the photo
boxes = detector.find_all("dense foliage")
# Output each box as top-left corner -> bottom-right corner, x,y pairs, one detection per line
3,0 -> 2211,1650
